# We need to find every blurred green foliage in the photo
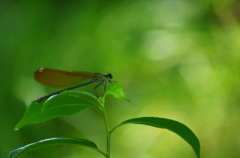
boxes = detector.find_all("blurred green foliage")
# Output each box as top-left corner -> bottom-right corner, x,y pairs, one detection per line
1,0 -> 240,157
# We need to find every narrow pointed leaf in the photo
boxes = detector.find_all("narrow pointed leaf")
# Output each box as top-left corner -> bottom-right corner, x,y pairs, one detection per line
15,91 -> 97,130
8,137 -> 106,158
111,117 -> 200,158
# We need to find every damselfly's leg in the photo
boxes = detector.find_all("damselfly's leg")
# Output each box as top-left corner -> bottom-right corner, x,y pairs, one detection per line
93,80 -> 105,96
96,80 -> 108,89
103,80 -> 107,90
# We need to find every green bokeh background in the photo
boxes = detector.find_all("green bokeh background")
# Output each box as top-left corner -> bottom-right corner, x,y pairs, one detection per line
1,0 -> 240,157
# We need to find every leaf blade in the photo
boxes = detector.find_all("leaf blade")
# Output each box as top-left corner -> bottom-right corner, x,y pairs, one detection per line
111,117 -> 200,158
15,91 -> 97,130
106,82 -> 130,101
8,137 -> 106,158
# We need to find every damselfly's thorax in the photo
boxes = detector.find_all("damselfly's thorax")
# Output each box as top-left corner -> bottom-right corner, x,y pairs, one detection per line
92,72 -> 113,81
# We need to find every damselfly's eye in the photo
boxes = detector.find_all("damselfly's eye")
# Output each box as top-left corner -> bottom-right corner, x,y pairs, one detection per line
107,73 -> 113,79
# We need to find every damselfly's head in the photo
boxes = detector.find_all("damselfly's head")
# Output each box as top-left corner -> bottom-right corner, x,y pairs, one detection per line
106,73 -> 113,79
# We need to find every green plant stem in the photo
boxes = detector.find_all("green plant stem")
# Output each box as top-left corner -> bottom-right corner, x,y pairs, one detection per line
102,107 -> 110,158
99,96 -> 111,158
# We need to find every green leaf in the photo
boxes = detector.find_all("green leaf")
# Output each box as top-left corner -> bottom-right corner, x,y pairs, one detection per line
8,137 -> 106,158
15,91 -> 97,130
64,90 -> 98,100
106,82 -> 130,101
111,117 -> 201,158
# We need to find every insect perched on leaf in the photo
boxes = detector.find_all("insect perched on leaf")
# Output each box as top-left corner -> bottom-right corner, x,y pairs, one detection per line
34,68 -> 113,102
